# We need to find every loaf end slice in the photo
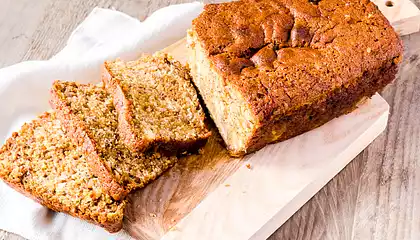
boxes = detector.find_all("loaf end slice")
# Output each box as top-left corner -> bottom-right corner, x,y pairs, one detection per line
50,81 -> 177,200
0,112 -> 126,233
103,53 -> 211,154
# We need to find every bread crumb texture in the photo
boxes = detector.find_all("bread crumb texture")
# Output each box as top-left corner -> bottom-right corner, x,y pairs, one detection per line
104,53 -> 211,153
0,112 -> 125,232
51,81 -> 177,193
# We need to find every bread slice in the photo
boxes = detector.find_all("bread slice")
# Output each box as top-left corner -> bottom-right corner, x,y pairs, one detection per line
50,81 -> 177,200
102,53 -> 211,153
188,0 -> 403,156
0,112 -> 126,233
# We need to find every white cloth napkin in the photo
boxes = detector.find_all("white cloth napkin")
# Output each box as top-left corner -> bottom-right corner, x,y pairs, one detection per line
0,3 -> 204,240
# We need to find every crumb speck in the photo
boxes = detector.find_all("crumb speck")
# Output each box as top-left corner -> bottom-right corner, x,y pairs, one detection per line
149,213 -> 157,217
246,163 -> 252,169
225,184 -> 231,187
367,47 -> 372,53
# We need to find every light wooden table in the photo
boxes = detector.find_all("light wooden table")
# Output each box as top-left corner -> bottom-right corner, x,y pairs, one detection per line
0,0 -> 419,239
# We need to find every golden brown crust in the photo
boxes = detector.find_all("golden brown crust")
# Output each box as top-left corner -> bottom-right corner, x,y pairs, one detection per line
190,0 -> 404,156
3,180 -> 123,233
103,53 -> 211,155
102,63 -> 153,152
239,62 -> 399,156
50,86 -> 129,200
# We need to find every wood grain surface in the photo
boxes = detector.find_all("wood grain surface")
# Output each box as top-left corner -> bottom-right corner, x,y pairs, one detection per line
0,0 -> 419,240
373,0 -> 420,35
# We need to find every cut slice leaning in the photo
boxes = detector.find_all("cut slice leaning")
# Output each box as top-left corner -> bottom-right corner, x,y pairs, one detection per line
103,53 -> 211,153
50,81 -> 177,200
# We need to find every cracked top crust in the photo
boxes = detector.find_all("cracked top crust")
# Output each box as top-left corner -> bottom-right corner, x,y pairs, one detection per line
191,0 -> 403,122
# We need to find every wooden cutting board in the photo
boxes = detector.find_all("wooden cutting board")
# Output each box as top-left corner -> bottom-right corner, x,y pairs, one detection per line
124,1 -> 420,240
